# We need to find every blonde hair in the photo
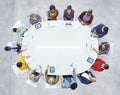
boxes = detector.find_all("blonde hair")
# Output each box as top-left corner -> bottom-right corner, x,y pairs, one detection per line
48,77 -> 55,84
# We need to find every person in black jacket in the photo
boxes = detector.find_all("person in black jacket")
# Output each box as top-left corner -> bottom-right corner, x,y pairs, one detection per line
77,70 -> 96,84
78,9 -> 94,25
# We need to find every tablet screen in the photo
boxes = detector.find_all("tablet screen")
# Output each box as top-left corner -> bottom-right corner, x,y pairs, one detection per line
87,57 -> 94,64
35,23 -> 41,29
50,66 -> 55,73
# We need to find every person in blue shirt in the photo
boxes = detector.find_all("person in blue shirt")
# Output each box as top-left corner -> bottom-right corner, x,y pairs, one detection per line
29,13 -> 42,25
91,24 -> 109,38
61,68 -> 78,90
77,70 -> 96,85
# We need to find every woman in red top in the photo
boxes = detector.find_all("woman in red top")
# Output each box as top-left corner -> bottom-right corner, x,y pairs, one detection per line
47,5 -> 59,20
91,58 -> 109,72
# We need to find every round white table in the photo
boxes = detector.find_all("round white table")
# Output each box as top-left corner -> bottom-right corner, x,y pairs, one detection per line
22,20 -> 98,75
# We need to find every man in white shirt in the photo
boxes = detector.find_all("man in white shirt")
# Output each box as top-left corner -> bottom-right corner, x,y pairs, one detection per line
4,42 -> 26,54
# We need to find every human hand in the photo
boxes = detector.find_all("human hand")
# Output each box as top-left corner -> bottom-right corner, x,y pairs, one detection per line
25,55 -> 30,58
89,76 -> 96,82
73,67 -> 75,71
81,21 -> 86,25
90,34 -> 92,37
23,45 -> 27,51
47,65 -> 49,70
93,48 -> 99,54
61,78 -> 65,80
93,33 -> 98,38
39,66 -> 43,74
65,22 -> 72,25
92,48 -> 96,51
27,62 -> 30,65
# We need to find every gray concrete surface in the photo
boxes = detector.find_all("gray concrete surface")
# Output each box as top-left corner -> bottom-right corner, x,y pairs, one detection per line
0,0 -> 120,95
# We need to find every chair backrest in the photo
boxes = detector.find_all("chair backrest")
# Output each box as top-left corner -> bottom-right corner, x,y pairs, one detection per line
26,79 -> 38,88
11,65 -> 29,78
11,21 -> 28,30
45,82 -> 57,89
11,21 -> 22,29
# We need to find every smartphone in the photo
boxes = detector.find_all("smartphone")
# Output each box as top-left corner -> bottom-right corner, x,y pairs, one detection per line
50,66 -> 55,73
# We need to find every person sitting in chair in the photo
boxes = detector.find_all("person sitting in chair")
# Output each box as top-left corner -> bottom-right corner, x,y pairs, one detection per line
47,5 -> 59,20
12,25 -> 28,40
91,24 -> 109,38
29,66 -> 43,82
63,5 -> 74,21
16,55 -> 30,71
91,58 -> 109,72
45,65 -> 59,85
78,9 -> 94,25
93,42 -> 110,55
4,42 -> 26,54
29,13 -> 42,25
61,68 -> 78,90
77,70 -> 96,84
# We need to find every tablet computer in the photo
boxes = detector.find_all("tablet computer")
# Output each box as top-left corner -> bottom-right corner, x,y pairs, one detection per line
35,23 -> 42,29
87,57 -> 94,64
50,66 -> 55,73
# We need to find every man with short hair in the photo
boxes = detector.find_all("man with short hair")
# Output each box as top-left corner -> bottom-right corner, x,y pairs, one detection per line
4,42 -> 25,54
91,58 -> 109,72
91,24 -> 109,38
12,25 -> 28,40
16,55 -> 30,71
61,68 -> 78,90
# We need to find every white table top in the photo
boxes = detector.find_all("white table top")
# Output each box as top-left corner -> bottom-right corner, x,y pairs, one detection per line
22,20 -> 98,75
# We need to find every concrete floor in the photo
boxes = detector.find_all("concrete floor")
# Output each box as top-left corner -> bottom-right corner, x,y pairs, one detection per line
0,0 -> 120,95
